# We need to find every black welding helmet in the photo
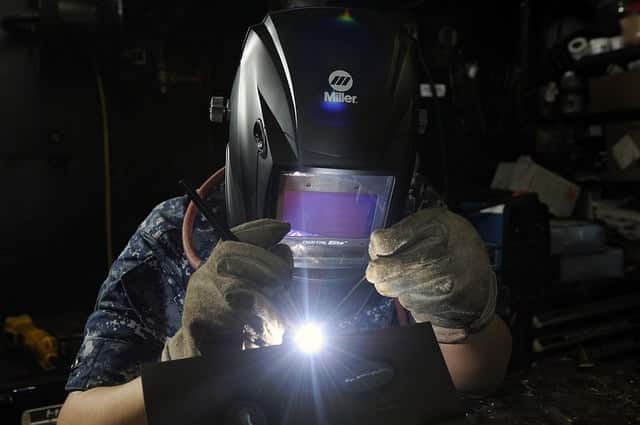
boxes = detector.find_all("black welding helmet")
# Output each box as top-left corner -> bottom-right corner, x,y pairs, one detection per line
225,7 -> 417,303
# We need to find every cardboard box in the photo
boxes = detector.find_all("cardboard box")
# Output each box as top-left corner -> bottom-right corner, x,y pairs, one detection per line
621,15 -> 640,46
491,157 -> 581,217
593,200 -> 640,241
605,122 -> 640,181
589,71 -> 640,114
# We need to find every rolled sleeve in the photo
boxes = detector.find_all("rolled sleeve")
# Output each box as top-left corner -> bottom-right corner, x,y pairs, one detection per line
66,337 -> 145,391
65,198 -> 192,391
65,270 -> 167,391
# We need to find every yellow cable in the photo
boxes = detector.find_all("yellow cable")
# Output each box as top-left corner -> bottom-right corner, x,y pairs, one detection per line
95,67 -> 114,267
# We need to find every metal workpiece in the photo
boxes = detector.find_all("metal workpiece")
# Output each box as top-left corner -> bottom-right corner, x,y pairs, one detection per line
142,323 -> 464,425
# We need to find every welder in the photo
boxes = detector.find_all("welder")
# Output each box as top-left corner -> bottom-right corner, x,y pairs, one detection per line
58,2 -> 511,425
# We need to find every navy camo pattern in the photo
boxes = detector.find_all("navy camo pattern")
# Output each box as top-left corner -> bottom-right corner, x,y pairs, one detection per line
65,194 -> 395,391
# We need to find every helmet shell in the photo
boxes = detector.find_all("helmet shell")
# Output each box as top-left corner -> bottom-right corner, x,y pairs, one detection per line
226,7 -> 417,229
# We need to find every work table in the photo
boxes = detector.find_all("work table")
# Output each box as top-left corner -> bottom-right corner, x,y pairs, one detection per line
464,357 -> 640,425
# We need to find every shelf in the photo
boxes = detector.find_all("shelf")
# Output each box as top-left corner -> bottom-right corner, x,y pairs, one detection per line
571,45 -> 640,75
598,173 -> 640,183
539,108 -> 640,124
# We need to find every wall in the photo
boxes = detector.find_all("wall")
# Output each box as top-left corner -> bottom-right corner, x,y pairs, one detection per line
0,1 -> 264,314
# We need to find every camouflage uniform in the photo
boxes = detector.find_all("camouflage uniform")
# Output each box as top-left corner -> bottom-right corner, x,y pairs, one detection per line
65,195 -> 395,391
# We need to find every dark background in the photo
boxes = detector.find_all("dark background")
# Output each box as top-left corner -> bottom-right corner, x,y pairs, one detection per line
1,0 -> 266,315
2,0 -> 640,423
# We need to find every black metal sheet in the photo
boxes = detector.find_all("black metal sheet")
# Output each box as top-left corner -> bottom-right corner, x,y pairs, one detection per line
142,323 -> 464,425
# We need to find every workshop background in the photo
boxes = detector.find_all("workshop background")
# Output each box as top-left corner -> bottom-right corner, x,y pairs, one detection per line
1,0 -> 639,424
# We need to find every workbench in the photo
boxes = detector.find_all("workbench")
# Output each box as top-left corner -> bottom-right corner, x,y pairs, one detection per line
465,357 -> 640,425
1,314 -> 638,425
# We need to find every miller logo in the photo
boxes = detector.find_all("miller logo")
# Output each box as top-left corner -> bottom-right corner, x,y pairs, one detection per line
324,69 -> 358,104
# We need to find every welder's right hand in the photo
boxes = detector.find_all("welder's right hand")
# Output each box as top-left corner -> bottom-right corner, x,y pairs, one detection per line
161,219 -> 293,361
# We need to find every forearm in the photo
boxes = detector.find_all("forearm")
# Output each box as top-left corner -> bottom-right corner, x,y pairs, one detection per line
58,377 -> 147,425
439,315 -> 512,395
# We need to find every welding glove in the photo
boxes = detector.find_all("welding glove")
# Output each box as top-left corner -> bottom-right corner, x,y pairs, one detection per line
162,219 -> 293,361
366,208 -> 497,343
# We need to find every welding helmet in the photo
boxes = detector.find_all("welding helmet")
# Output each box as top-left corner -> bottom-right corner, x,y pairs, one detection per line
225,7 -> 417,306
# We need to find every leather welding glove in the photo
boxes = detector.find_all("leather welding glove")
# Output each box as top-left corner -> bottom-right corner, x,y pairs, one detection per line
366,208 -> 497,343
162,219 -> 293,361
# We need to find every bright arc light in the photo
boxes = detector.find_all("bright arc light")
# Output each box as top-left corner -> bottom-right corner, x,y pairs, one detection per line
294,323 -> 325,354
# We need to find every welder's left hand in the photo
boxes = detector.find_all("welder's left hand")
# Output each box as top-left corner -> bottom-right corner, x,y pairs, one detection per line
366,208 -> 497,343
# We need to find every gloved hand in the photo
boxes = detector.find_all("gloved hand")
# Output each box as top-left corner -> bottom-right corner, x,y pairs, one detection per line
366,208 -> 497,343
162,219 -> 293,360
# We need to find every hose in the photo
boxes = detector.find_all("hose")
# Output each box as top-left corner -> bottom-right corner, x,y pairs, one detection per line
181,167 -> 226,270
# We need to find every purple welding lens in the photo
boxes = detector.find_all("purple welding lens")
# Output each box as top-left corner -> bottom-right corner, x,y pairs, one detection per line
279,190 -> 378,238
276,172 -> 395,241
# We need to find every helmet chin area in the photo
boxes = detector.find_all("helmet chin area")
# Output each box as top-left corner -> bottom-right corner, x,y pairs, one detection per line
287,268 -> 371,323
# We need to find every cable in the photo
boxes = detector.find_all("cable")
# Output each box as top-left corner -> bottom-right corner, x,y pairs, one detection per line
95,63 -> 114,268
179,179 -> 237,242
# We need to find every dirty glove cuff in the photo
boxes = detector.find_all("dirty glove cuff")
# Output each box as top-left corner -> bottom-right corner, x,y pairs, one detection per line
431,271 -> 497,344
